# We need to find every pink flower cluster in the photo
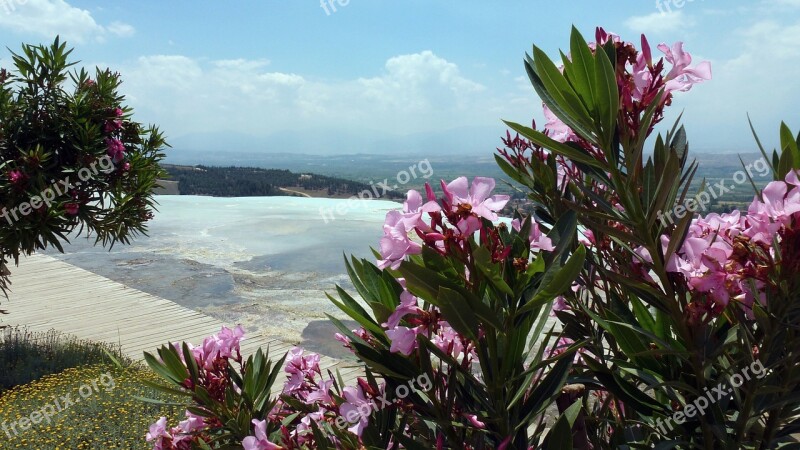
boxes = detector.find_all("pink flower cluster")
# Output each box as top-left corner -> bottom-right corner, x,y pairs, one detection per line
243,419 -> 283,450
511,218 -> 555,252
543,28 -> 711,146
499,28 -> 712,195
173,324 -> 245,372
147,326 -> 246,450
146,411 -> 210,450
659,171 -> 800,322
378,176 -> 509,270
106,137 -> 125,162
270,347 -> 339,446
373,178 -> 561,359
7,169 -> 24,185
104,107 -> 124,133
104,107 -> 127,162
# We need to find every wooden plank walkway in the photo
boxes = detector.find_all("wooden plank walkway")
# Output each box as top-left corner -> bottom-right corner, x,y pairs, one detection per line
0,254 -> 363,391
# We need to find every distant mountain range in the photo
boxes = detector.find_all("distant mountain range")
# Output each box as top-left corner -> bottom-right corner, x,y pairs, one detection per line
167,126 -> 505,157
163,147 -> 767,183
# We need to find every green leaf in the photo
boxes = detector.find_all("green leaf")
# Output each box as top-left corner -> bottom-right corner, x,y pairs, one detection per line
473,246 -> 513,296
520,353 -> 573,421
593,38 -> 619,149
583,357 -> 666,416
436,287 -> 479,340
519,245 -> 586,315
748,114 -> 776,180
544,400 -> 582,450
566,26 -> 596,115
780,122 -> 799,158
525,49 -> 598,145
399,261 -> 503,330
505,120 -> 604,169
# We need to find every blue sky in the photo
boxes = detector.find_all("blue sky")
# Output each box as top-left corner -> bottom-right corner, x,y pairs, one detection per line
0,0 -> 798,155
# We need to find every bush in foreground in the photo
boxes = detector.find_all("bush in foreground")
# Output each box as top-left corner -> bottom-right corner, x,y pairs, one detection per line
143,26 -> 800,449
0,38 -> 167,296
0,327 -> 128,394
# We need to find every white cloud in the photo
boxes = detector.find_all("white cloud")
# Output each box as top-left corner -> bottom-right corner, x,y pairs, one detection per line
625,11 -> 691,34
772,0 -> 800,7
357,51 -> 485,111
107,21 -> 135,38
0,0 -> 134,43
113,51 -> 503,141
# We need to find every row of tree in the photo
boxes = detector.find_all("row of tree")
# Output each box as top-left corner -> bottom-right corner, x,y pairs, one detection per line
163,165 -> 405,199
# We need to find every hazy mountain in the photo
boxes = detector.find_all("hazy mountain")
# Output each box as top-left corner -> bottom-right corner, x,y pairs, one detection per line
168,125 -> 504,156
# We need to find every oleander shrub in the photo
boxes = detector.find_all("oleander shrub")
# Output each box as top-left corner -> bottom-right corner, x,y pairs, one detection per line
0,37 -> 167,296
144,26 -> 800,450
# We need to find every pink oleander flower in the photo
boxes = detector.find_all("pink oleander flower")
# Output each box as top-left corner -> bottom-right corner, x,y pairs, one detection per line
386,326 -> 419,355
283,347 -> 323,395
378,210 -> 423,270
382,290 -> 420,329
170,411 -> 206,447
442,176 -> 510,223
658,42 -> 712,94
552,296 -> 568,314
511,218 -> 555,252
432,322 -> 467,359
535,29 -> 711,155
747,177 -> 800,233
242,419 -> 282,450
104,120 -> 123,133
7,170 -> 23,184
339,385 -> 374,437
106,137 -> 125,162
293,411 -> 324,445
334,332 -> 351,347
216,325 -> 245,358
528,221 -> 555,252
594,27 -> 621,47
306,378 -> 334,404
177,410 -> 206,434
463,413 -> 486,429
579,229 -> 596,247
64,203 -> 79,216
543,104 -> 577,143
657,171 -> 800,319
402,188 -> 441,230
286,346 -> 320,376
200,325 -> 245,365
146,417 -> 172,450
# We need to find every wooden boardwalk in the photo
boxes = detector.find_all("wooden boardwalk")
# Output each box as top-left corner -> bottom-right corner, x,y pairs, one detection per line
0,254 -> 362,390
